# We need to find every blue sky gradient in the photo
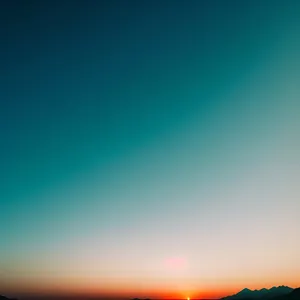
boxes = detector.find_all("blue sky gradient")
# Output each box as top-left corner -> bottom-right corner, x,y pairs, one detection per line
1,1 -> 300,298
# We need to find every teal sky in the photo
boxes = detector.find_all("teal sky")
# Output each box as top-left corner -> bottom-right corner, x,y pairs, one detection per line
1,1 -> 300,298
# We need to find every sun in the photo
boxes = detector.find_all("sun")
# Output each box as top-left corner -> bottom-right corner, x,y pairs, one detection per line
187,298 -> 190,300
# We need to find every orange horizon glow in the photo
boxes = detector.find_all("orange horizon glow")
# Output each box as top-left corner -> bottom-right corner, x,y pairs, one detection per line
4,280 -> 300,300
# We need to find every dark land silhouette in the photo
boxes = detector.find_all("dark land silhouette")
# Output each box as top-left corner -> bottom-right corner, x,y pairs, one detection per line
221,286 -> 299,300
0,296 -> 18,300
277,288 -> 300,300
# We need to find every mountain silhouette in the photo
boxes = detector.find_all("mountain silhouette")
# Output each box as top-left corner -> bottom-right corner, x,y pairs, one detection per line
221,286 -> 294,300
275,288 -> 300,300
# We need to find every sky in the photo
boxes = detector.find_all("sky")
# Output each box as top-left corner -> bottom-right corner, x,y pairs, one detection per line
1,0 -> 300,299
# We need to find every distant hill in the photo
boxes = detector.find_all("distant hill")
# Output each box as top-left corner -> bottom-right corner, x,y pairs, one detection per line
221,286 -> 294,300
0,296 -> 17,300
